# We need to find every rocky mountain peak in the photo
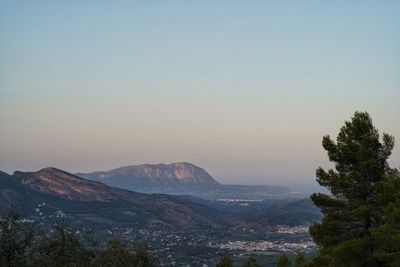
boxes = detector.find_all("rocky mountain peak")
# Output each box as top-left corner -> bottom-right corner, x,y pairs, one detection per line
168,162 -> 210,180
87,162 -> 220,185
76,162 -> 292,199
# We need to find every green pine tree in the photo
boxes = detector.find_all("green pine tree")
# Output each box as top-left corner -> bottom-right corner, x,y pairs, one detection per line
132,241 -> 157,267
97,237 -> 136,267
370,169 -> 400,266
294,253 -> 308,267
216,256 -> 234,267
310,111 -> 396,266
0,210 -> 35,267
277,254 -> 291,267
43,219 -> 91,267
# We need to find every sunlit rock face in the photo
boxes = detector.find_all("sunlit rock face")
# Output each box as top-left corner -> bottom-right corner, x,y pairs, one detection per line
77,162 -> 222,195
13,167 -> 120,202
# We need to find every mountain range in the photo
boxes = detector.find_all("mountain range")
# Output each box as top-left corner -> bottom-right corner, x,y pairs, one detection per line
0,168 -> 237,229
77,162 -> 292,200
0,165 -> 321,231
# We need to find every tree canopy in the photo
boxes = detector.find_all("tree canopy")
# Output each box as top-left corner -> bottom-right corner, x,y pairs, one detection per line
0,212 -> 157,267
216,256 -> 234,267
310,111 -> 399,266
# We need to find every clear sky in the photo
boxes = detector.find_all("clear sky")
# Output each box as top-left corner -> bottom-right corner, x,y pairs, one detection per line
1,1 -> 399,192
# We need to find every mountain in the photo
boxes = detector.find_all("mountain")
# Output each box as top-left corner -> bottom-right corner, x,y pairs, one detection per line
77,162 -> 292,200
0,168 -> 237,230
13,168 -> 120,202
77,162 -> 220,195
0,167 -> 320,233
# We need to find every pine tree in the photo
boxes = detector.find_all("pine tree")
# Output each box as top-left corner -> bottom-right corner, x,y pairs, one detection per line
277,254 -> 291,267
216,256 -> 234,267
132,241 -> 157,267
98,238 -> 136,267
310,111 -> 395,266
294,253 -> 308,267
370,169 -> 400,266
0,210 -> 35,267
43,219 -> 91,267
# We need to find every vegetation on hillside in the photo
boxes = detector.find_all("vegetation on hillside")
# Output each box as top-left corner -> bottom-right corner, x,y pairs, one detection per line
0,211 -> 156,267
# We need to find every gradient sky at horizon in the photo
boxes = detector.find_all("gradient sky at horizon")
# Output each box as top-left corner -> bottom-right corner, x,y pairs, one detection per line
1,1 -> 399,192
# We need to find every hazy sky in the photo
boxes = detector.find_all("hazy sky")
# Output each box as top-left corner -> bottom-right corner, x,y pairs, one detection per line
1,1 -> 399,192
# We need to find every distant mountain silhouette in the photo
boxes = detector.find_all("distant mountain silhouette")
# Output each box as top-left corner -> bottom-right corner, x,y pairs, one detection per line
77,162 -> 292,199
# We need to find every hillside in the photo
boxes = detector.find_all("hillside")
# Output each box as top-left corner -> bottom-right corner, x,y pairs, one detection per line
0,168 -> 236,230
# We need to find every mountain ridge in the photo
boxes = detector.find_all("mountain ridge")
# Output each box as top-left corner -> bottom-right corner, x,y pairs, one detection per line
0,167 -> 321,231
77,162 -> 292,200
77,162 -> 221,190
0,167 -> 236,229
